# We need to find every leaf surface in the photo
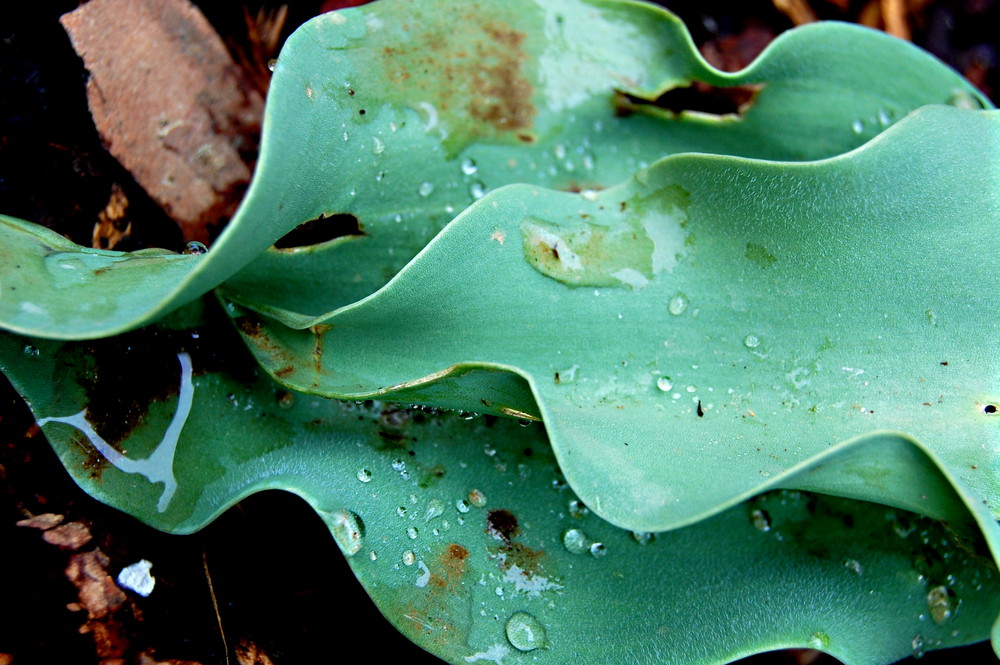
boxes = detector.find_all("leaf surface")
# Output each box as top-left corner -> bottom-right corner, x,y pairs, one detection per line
2,320 -> 999,665
0,0 -> 988,338
233,106 -> 1000,533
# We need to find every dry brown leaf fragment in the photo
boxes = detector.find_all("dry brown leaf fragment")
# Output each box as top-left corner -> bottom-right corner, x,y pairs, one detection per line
16,512 -> 65,530
93,183 -> 133,250
772,0 -> 818,25
60,0 -> 264,243
44,521 -> 95,550
236,638 -> 277,665
881,0 -> 911,40
66,549 -> 128,620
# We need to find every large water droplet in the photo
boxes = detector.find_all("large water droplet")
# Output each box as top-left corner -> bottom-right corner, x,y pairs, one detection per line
418,181 -> 434,198
406,526 -> 419,539
926,586 -> 954,624
506,611 -> 547,652
469,181 -> 487,199
589,542 -> 607,557
456,499 -> 471,514
183,241 -> 208,255
330,510 -> 365,556
743,334 -> 760,349
656,377 -> 673,392
562,528 -> 589,554
357,468 -> 372,483
668,292 -> 689,316
402,550 -> 416,566
461,158 -> 478,175
267,58 -> 277,72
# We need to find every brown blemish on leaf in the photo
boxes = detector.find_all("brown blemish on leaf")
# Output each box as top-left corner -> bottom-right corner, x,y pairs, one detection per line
375,6 -> 536,152
486,508 -> 519,542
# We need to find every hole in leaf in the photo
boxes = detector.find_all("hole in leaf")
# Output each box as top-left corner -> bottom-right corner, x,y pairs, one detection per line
985,404 -> 998,415
614,82 -> 761,118
273,213 -> 365,250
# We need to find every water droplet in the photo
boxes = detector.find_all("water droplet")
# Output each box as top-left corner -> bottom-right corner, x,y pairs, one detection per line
407,526 -> 419,539
396,506 -> 407,518
330,510 -> 365,556
402,550 -> 416,566
843,558 -> 863,575
468,489 -> 487,507
580,189 -> 599,201
461,158 -> 478,175
418,181 -> 434,197
424,499 -> 445,521
911,634 -> 926,659
553,143 -> 567,160
357,468 -> 372,483
506,612 -> 547,652
668,292 -> 689,316
456,499 -> 471,514
562,528 -> 589,554
23,345 -> 40,357
469,181 -> 487,199
267,58 -> 277,72
926,586 -> 954,624
581,154 -> 595,170
851,119 -> 864,134
877,108 -> 891,126
372,136 -> 385,154
568,500 -> 589,518
751,508 -> 771,532
183,241 -> 207,255
589,542 -> 607,557
809,632 -> 831,650
630,531 -> 654,545
947,89 -> 983,109
743,334 -> 760,349
656,377 -> 673,392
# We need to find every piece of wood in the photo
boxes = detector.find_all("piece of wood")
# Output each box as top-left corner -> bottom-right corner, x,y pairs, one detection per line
61,0 -> 264,242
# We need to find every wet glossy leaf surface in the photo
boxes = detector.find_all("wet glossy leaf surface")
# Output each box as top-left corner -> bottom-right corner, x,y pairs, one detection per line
2,317 -> 999,665
232,106 -> 1000,536
0,0 -> 987,337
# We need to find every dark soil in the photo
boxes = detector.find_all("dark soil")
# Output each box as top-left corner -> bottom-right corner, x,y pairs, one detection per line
1,1 -> 996,664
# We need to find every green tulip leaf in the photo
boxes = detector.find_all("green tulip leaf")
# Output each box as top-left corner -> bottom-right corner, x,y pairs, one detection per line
0,0 -> 988,338
220,0 -> 990,323
231,105 -> 1000,533
2,319 -> 999,665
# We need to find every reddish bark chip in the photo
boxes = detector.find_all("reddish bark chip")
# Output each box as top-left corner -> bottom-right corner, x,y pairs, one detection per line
16,512 -> 65,530
61,0 -> 264,242
43,521 -> 94,550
